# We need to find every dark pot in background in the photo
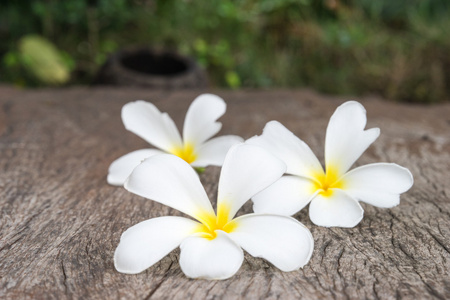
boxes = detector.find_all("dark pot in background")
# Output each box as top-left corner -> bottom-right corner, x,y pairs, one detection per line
94,47 -> 208,89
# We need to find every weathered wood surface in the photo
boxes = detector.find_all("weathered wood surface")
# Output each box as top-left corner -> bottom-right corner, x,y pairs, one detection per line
0,87 -> 449,299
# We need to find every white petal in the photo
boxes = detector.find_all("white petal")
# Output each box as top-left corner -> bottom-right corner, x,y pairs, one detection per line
325,101 -> 380,176
341,163 -> 413,208
228,214 -> 314,271
246,121 -> 324,179
191,135 -> 243,167
114,216 -> 200,274
252,175 -> 316,216
179,231 -> 243,280
182,94 -> 226,147
107,149 -> 164,186
124,154 -> 215,222
122,101 -> 183,153
309,189 -> 364,228
217,144 -> 286,222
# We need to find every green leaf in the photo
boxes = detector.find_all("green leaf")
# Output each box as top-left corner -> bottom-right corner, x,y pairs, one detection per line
194,167 -> 206,174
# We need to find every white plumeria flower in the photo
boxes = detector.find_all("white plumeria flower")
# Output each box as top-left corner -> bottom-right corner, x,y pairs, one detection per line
247,101 -> 414,228
114,144 -> 314,280
107,94 -> 243,186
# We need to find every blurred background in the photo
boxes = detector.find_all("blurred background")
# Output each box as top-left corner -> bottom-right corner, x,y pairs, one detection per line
1,0 -> 449,103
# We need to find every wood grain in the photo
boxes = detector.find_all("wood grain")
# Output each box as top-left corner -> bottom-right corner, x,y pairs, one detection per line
0,87 -> 449,299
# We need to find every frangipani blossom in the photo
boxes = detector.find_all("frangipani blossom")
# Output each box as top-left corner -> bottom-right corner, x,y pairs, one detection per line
247,101 -> 414,228
107,94 -> 243,186
114,144 -> 314,280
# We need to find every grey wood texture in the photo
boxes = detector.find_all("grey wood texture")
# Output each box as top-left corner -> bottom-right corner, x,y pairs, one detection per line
0,87 -> 449,299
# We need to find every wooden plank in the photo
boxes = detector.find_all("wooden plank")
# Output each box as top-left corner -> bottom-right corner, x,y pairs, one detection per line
0,87 -> 449,299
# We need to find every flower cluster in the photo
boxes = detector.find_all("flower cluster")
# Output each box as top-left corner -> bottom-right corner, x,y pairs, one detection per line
110,95 -> 413,280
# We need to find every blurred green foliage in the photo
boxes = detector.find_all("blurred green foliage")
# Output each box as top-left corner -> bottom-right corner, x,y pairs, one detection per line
0,0 -> 449,102
16,35 -> 72,85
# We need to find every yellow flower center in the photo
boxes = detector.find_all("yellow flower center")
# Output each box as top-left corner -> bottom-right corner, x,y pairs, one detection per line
171,143 -> 197,164
312,166 -> 344,197
193,202 -> 237,240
